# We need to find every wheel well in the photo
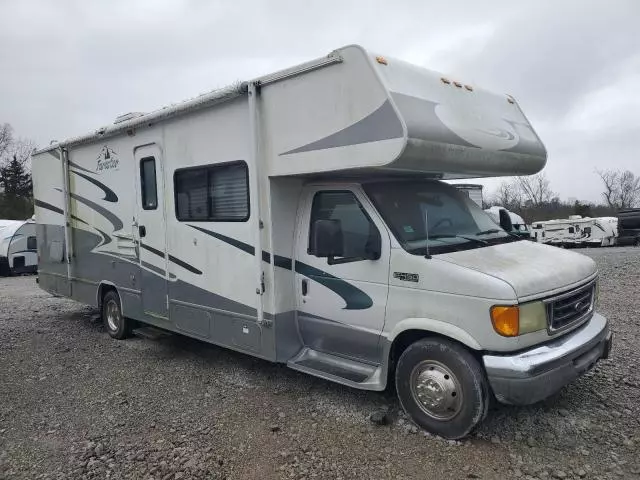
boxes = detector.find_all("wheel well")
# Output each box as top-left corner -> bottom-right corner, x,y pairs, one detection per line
387,329 -> 482,387
97,283 -> 118,310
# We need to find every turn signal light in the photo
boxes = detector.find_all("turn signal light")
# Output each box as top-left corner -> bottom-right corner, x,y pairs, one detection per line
490,306 -> 519,337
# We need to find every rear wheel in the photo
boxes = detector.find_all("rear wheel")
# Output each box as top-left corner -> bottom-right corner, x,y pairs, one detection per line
102,290 -> 131,339
395,338 -> 489,439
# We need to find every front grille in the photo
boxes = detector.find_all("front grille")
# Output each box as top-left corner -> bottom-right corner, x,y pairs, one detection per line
545,281 -> 595,332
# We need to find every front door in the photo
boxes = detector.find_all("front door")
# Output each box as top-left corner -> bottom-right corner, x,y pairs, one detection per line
294,187 -> 390,364
134,144 -> 168,318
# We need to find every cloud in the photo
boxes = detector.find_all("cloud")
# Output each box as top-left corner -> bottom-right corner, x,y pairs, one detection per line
0,0 -> 638,202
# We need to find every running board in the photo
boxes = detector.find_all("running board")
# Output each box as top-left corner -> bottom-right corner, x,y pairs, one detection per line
287,347 -> 385,391
132,326 -> 173,341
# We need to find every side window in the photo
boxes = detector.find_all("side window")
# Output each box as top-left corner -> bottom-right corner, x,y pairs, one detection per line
309,191 -> 379,259
27,236 -> 37,250
140,157 -> 158,210
568,227 -> 575,234
174,162 -> 249,222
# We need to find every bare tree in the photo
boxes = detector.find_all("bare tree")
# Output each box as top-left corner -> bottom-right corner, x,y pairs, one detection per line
491,179 -> 522,210
516,172 -> 555,206
597,169 -> 640,210
0,123 -> 13,160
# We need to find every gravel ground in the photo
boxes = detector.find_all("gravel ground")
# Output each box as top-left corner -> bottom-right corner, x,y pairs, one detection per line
0,247 -> 639,480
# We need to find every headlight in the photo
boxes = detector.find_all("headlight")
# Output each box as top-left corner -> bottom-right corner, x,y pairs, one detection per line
490,301 -> 547,337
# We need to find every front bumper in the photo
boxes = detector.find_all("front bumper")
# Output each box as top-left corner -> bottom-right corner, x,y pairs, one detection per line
483,313 -> 612,405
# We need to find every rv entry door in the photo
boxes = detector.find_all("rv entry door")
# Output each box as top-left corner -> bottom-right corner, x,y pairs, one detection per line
134,144 -> 169,318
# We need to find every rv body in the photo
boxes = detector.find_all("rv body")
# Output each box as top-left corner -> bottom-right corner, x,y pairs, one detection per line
32,45 -> 611,439
0,219 -> 38,276
531,216 -> 617,247
617,209 -> 640,246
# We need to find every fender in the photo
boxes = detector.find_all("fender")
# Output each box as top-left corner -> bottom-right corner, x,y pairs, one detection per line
387,317 -> 483,350
96,280 -> 118,309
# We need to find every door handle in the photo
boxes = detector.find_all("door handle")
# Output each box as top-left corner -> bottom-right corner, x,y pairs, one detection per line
301,279 -> 308,296
139,225 -> 146,238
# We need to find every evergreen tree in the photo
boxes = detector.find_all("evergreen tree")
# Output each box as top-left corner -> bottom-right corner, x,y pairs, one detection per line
0,123 -> 35,220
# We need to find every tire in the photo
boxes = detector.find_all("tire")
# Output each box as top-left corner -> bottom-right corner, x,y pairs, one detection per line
102,290 -> 131,339
395,338 -> 489,439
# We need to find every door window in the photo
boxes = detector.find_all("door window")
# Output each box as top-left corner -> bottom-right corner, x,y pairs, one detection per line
309,191 -> 379,259
140,157 -> 158,210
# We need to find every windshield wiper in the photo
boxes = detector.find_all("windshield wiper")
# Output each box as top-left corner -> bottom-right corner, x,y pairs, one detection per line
475,229 -> 502,236
429,234 -> 488,245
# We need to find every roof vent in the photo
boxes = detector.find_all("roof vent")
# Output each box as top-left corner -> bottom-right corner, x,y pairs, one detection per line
114,112 -> 145,124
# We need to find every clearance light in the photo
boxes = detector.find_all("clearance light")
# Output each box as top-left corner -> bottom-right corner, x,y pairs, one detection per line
453,81 -> 463,88
376,56 -> 388,65
465,85 -> 473,92
490,305 -> 519,337
441,77 -> 451,84
507,95 -> 515,104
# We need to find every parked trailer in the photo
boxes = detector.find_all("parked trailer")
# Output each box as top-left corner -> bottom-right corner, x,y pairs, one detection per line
531,216 -> 617,247
617,209 -> 640,246
0,219 -> 38,276
32,45 -> 611,439
454,184 -> 483,208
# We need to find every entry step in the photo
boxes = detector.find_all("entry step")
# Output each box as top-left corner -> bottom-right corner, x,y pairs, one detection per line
287,347 -> 382,389
132,326 -> 173,341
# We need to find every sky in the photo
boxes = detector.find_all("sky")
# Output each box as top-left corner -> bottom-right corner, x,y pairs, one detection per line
1,0 -> 638,203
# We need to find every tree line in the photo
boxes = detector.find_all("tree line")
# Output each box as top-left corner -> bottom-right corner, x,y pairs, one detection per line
486,170 -> 640,224
0,123 -> 35,220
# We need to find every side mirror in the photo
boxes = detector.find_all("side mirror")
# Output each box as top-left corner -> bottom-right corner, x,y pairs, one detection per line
312,219 -> 344,258
364,231 -> 382,260
498,209 -> 513,232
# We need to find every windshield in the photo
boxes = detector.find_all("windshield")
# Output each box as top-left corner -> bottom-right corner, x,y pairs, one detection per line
364,180 -> 520,255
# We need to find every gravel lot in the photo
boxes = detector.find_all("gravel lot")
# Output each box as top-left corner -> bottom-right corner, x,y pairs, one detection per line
1,247 -> 639,480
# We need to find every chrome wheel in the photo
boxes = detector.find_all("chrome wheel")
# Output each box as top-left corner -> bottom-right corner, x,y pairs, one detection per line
410,360 -> 463,420
105,299 -> 121,332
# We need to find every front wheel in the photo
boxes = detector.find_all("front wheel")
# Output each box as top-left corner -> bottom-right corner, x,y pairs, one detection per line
395,338 -> 489,439
102,290 -> 132,339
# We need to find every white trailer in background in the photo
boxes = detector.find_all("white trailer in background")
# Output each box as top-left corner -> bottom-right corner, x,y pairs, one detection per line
531,216 -> 617,247
31,45 -> 611,439
0,219 -> 38,275
454,184 -> 483,207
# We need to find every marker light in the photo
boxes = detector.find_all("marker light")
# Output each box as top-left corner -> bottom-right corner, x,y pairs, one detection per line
490,305 -> 519,337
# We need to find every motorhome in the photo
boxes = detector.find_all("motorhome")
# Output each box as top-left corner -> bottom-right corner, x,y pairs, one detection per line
531,216 -> 617,247
617,209 -> 640,246
484,206 -> 531,239
31,45 -> 611,439
0,219 -> 37,276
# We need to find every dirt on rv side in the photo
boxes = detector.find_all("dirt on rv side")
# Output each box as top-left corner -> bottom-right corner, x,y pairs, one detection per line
0,247 -> 639,480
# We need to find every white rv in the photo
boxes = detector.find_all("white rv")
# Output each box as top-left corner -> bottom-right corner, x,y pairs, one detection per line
531,216 -> 617,247
484,206 -> 531,239
0,219 -> 38,276
32,45 -> 611,439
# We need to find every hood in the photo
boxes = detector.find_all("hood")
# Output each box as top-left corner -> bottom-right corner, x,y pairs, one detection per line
438,240 -> 596,300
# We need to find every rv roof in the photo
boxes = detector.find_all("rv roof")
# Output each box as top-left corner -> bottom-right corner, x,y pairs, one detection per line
34,51 -> 343,155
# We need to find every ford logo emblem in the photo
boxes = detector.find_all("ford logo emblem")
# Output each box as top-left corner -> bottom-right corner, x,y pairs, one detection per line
574,300 -> 588,312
